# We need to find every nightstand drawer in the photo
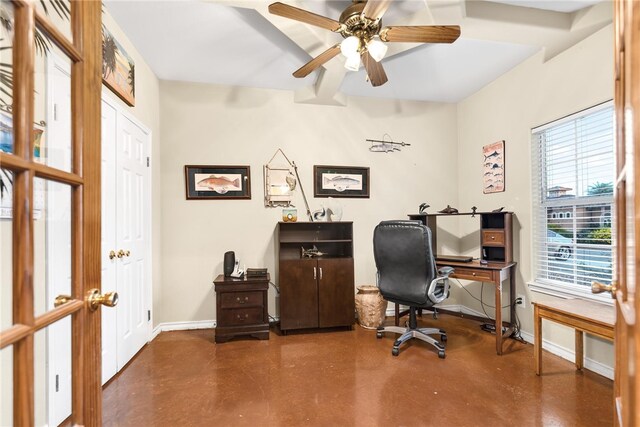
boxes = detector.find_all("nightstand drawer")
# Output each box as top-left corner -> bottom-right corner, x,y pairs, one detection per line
220,291 -> 263,309
482,230 -> 505,246
451,267 -> 494,282
218,307 -> 264,325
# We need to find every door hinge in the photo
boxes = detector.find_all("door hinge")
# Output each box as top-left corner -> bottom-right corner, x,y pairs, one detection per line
148,310 -> 151,321
55,374 -> 59,392
146,157 -> 150,167
53,104 -> 57,121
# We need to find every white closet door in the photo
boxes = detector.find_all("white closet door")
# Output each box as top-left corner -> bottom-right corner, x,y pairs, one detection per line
116,114 -> 149,368
101,100 -> 118,385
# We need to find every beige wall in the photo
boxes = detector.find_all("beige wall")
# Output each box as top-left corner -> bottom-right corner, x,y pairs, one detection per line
158,81 -> 459,324
456,25 -> 614,368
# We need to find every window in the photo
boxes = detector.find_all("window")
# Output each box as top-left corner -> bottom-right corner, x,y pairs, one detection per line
531,102 -> 614,300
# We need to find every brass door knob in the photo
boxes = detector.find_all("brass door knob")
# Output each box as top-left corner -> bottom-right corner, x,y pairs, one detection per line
591,281 -> 617,298
109,250 -> 117,260
117,249 -> 131,258
54,295 -> 73,308
87,288 -> 119,311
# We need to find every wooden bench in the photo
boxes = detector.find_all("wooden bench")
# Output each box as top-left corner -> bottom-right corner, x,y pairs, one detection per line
533,299 -> 615,375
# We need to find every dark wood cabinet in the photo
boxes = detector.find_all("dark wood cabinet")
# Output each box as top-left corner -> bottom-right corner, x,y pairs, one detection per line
278,222 -> 355,332
213,274 -> 270,343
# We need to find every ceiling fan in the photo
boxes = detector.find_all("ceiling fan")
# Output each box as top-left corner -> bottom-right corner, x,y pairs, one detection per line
268,0 -> 461,87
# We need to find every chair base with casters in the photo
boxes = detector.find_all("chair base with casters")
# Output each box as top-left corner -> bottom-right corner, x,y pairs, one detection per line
377,306 -> 447,358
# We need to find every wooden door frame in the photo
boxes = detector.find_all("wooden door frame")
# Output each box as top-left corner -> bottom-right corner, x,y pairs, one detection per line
612,0 -> 639,425
0,1 -> 103,425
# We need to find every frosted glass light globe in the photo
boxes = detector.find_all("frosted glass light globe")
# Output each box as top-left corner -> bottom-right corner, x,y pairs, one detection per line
340,36 -> 360,58
367,37 -> 388,62
344,54 -> 361,71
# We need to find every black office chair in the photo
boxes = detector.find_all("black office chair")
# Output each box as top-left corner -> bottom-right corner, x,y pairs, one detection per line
373,220 -> 454,358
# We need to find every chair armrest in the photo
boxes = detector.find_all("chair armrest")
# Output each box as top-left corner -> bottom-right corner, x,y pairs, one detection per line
428,268 -> 454,304
438,266 -> 454,277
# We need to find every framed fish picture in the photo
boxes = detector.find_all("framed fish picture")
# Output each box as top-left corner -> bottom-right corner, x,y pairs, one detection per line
184,165 -> 251,200
482,140 -> 505,194
313,165 -> 370,198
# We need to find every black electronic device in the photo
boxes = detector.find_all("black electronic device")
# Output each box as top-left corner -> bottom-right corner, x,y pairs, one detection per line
223,251 -> 235,277
435,254 -> 473,263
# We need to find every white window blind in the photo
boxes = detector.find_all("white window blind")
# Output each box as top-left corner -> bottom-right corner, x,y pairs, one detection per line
531,102 -> 614,296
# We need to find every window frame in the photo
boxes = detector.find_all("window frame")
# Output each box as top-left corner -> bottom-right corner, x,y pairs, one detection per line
528,101 -> 615,304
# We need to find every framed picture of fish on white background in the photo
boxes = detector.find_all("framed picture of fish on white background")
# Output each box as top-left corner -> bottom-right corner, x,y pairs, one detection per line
482,140 -> 505,194
313,165 -> 370,198
184,165 -> 251,200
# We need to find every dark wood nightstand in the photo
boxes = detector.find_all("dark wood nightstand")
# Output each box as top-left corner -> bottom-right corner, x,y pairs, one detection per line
213,274 -> 270,343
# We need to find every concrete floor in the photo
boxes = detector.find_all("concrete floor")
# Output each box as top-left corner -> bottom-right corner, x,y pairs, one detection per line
103,314 -> 613,426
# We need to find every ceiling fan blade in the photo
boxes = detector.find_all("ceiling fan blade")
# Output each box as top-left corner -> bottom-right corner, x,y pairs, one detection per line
380,25 -> 461,43
362,0 -> 393,21
268,2 -> 344,32
362,51 -> 388,87
293,44 -> 341,78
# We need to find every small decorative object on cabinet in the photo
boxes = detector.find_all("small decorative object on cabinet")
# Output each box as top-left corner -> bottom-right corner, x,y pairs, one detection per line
355,285 -> 386,329
278,222 -> 355,332
213,274 -> 270,343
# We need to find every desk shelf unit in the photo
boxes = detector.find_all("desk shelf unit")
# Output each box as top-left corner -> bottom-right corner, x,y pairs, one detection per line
408,211 -> 513,263
278,222 -> 355,332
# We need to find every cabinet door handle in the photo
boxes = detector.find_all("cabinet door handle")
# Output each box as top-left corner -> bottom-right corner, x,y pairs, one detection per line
319,267 -> 323,280
313,267 -> 317,280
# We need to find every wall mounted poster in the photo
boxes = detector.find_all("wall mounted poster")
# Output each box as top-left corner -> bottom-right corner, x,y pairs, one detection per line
483,140 -> 505,194
102,26 -> 135,106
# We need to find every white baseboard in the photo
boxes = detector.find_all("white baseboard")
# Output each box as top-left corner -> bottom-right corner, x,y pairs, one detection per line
152,320 -> 216,340
518,330 -> 614,380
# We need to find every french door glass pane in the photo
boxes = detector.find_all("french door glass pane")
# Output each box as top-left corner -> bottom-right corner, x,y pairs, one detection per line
34,178 -> 71,317
0,168 -> 13,326
0,1 -> 15,154
35,0 -> 72,43
0,345 -> 12,426
35,320 -> 72,426
34,35 -> 72,172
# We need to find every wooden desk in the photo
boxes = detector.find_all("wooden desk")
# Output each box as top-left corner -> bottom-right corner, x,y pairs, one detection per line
435,259 -> 517,355
533,299 -> 614,375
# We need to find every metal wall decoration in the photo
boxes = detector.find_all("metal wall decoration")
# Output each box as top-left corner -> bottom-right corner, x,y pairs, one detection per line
264,149 -> 313,220
367,134 -> 411,153
483,140 -> 505,194
184,165 -> 251,200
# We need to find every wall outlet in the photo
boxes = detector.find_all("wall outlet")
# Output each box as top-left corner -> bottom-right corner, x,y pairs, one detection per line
516,294 -> 526,308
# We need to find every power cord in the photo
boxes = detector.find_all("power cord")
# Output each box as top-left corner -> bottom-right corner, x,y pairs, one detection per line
452,278 -> 525,342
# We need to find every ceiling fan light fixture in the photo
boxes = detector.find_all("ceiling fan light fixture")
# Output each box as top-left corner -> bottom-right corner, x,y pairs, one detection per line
344,54 -> 361,71
340,35 -> 360,58
367,36 -> 387,62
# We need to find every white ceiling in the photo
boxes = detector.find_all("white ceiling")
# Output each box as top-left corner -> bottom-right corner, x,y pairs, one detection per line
105,0 -> 611,104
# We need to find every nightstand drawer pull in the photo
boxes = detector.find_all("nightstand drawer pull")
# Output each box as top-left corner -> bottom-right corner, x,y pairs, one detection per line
237,313 -> 249,320
220,291 -> 263,308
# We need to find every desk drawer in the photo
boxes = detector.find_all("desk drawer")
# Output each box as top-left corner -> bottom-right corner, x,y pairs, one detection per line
451,267 -> 494,282
220,291 -> 263,309
482,230 -> 505,246
218,307 -> 264,325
